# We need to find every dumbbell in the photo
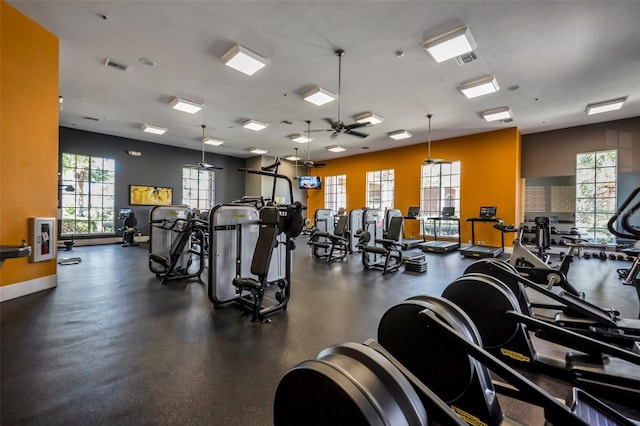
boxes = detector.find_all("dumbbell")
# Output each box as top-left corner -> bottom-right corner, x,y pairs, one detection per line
583,252 -> 592,259
598,252 -> 607,260
609,253 -> 617,260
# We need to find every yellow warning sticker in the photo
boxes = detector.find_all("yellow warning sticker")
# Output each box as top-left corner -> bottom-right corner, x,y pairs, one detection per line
451,405 -> 488,426
232,213 -> 245,219
500,347 -> 530,363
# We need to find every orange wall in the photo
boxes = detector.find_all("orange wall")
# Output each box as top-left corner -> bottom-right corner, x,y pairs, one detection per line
308,127 -> 522,247
1,1 -> 59,286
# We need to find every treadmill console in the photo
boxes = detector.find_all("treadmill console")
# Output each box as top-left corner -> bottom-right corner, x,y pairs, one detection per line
479,206 -> 497,219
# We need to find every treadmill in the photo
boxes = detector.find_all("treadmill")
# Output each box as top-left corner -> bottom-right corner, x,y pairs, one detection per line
420,207 -> 461,253
459,206 -> 505,258
400,206 -> 426,250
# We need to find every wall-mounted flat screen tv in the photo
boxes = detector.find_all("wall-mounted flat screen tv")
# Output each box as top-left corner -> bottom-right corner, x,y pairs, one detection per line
299,176 -> 322,189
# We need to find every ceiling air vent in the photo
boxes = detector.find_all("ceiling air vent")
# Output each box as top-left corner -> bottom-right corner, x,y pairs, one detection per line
104,58 -> 128,71
83,116 -> 100,122
455,52 -> 477,66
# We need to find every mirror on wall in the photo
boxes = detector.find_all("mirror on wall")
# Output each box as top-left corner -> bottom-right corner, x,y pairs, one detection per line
523,176 -> 576,223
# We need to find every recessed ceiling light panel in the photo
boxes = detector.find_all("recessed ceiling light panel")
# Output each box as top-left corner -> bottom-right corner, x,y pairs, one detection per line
242,119 -> 268,131
170,97 -> 202,114
248,147 -> 268,154
221,44 -> 267,76
458,76 -> 500,99
481,107 -> 513,122
142,123 -> 167,135
289,134 -> 312,143
388,130 -> 412,140
203,137 -> 224,146
354,112 -> 384,125
423,25 -> 477,63
327,145 -> 346,153
302,86 -> 336,106
585,97 -> 627,115
285,155 -> 301,161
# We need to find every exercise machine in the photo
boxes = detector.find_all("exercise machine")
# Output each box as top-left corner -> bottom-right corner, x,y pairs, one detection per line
307,214 -> 349,263
459,206 -> 505,258
465,258 -> 640,348
208,159 -> 303,322
347,208 -> 364,253
386,208 -> 424,250
148,206 -> 208,284
117,208 -> 139,247
441,273 -> 640,408
377,295 -> 638,425
500,217 -> 583,296
420,206 -> 461,253
608,186 -> 640,316
359,213 -> 403,274
308,208 -> 334,258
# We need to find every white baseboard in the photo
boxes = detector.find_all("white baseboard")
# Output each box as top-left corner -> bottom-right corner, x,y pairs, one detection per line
0,274 -> 57,302
58,235 -> 149,247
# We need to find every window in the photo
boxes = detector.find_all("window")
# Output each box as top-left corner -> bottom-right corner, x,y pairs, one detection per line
575,150 -> 617,242
324,175 -> 347,214
366,169 -> 394,210
60,153 -> 115,235
420,162 -> 461,217
182,168 -> 215,210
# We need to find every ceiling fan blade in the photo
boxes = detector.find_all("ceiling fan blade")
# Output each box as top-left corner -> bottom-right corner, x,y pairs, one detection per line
324,117 -> 337,128
346,129 -> 368,138
313,163 -> 327,168
344,122 -> 368,130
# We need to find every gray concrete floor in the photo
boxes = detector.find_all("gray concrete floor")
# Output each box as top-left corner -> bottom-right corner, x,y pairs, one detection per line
1,241 -> 639,425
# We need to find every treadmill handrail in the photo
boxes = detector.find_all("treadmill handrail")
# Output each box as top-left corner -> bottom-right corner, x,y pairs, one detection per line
419,309 -> 589,426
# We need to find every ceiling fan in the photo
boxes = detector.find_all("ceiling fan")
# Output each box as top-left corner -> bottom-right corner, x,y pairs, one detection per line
185,124 -> 223,170
423,114 -> 451,165
301,120 -> 326,169
315,49 -> 369,139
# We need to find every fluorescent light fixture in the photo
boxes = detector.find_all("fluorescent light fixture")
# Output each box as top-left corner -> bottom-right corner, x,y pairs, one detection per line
221,44 -> 267,76
481,107 -> 513,122
302,86 -> 336,106
458,76 -> 500,99
127,150 -> 142,157
242,119 -> 268,131
388,130 -> 413,140
170,97 -> 202,114
327,145 -> 346,153
203,136 -> 224,146
585,97 -> 627,115
248,147 -> 268,154
142,124 -> 167,135
354,112 -> 384,125
289,134 -> 312,143
423,25 -> 477,63
285,155 -> 301,161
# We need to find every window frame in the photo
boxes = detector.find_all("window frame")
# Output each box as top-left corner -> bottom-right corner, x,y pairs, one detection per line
324,174 -> 347,214
366,169 -> 395,210
182,167 -> 216,210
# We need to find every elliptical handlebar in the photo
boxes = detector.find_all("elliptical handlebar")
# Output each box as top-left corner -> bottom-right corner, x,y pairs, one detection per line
607,186 -> 640,240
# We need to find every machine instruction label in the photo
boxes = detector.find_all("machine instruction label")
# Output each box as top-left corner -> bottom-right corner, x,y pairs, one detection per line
500,348 -> 530,363
451,405 -> 487,426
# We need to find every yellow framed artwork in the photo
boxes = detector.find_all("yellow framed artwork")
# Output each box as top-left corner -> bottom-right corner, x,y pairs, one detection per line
129,185 -> 173,206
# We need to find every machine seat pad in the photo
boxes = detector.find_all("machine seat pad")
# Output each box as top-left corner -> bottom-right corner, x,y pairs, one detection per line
233,277 -> 262,290
149,254 -> 169,268
364,246 -> 387,255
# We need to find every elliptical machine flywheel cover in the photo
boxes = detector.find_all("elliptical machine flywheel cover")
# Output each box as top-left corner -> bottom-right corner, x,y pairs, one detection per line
273,342 -> 427,426
441,274 -> 523,350
378,295 -> 484,403
464,258 -> 519,276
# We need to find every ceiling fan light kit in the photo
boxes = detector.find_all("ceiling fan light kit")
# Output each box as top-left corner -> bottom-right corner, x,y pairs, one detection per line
354,112 -> 384,125
285,155 -> 301,161
170,97 -> 203,114
585,97 -> 627,115
302,86 -> 336,106
481,106 -> 513,122
327,145 -> 346,153
423,25 -> 477,63
141,123 -> 167,135
242,119 -> 268,131
221,44 -> 268,76
388,129 -> 412,140
458,76 -> 500,99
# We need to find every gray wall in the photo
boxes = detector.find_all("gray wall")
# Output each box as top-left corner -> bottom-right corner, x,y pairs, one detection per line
521,116 -> 640,230
59,127 -> 247,236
